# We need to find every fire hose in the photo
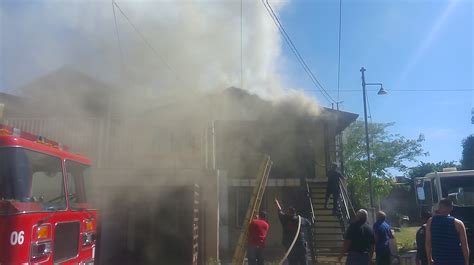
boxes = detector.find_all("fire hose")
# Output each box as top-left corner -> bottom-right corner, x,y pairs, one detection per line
278,215 -> 302,265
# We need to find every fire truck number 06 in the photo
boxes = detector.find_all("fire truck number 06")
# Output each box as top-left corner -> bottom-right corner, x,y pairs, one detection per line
10,231 -> 25,245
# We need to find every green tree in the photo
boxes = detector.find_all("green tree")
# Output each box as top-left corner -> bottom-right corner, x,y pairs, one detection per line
343,121 -> 426,209
409,161 -> 459,179
461,135 -> 474,170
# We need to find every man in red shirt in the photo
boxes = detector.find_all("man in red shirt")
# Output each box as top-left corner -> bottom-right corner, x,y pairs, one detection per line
247,211 -> 270,265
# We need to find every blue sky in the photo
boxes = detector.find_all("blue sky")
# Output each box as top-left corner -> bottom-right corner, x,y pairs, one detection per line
276,0 -> 473,166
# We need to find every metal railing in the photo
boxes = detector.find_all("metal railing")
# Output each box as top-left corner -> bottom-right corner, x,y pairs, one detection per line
336,178 -> 355,231
304,181 -> 317,265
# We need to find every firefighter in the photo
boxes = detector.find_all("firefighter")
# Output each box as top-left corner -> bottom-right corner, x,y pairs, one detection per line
275,198 -> 311,265
324,163 -> 344,212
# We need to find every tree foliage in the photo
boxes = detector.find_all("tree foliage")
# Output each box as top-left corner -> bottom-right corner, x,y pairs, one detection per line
409,161 -> 459,179
343,121 -> 426,209
461,135 -> 474,170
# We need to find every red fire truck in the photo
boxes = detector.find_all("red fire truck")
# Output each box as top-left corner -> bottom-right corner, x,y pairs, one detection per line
0,124 -> 96,265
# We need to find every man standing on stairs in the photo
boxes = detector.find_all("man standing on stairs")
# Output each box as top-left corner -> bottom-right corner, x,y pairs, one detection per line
339,209 -> 376,265
324,163 -> 345,213
275,198 -> 312,265
373,211 -> 394,265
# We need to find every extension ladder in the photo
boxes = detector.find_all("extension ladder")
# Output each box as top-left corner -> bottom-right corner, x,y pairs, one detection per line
231,155 -> 273,265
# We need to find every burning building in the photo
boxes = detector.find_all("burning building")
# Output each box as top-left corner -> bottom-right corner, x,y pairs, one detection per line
0,67 -> 357,264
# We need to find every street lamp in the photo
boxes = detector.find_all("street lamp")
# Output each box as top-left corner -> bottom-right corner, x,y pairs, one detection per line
360,67 -> 387,211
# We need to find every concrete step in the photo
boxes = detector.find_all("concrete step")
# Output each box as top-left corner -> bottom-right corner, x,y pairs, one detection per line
315,256 -> 346,265
311,189 -> 326,196
315,247 -> 343,254
314,221 -> 340,227
313,230 -> 344,237
313,240 -> 344,248
311,199 -> 332,207
310,185 -> 327,189
316,215 -> 338,222
313,209 -> 334,216
314,227 -> 344,234
312,194 -> 327,199
310,187 -> 326,195
309,182 -> 328,187
312,198 -> 328,203
313,234 -> 344,241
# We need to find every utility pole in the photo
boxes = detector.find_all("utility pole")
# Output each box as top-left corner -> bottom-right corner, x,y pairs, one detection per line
360,67 -> 375,209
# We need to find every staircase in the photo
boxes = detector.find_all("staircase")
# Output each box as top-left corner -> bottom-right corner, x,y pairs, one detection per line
307,181 -> 351,265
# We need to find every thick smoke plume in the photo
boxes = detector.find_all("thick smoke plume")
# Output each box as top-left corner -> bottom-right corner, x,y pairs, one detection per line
2,0 -> 295,99
1,1 -> 325,264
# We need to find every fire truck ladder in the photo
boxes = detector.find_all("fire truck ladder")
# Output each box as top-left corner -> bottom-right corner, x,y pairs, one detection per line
231,155 -> 273,265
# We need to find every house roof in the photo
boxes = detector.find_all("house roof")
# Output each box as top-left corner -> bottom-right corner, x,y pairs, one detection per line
16,66 -> 113,116
320,107 -> 359,134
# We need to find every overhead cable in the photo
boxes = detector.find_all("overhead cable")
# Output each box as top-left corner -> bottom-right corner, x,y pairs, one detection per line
304,89 -> 474,92
337,0 -> 342,103
112,1 -> 125,73
262,0 -> 337,104
112,0 -> 179,79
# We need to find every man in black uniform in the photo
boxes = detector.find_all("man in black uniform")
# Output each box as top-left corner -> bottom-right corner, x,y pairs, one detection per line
275,198 -> 312,265
324,163 -> 345,212
339,209 -> 376,265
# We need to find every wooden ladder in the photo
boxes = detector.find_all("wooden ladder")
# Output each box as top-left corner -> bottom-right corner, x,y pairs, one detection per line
231,155 -> 273,265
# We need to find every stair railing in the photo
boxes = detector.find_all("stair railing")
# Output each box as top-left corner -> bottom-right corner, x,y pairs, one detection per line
336,178 -> 355,232
305,181 -> 316,224
305,180 -> 317,265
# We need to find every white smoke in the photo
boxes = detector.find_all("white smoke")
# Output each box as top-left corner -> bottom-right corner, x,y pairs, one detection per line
2,1 -> 289,96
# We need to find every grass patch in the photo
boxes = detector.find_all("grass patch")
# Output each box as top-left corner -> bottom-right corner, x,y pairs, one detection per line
394,226 -> 419,252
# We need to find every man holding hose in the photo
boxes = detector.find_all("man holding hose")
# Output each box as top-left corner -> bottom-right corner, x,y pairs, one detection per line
275,198 -> 311,265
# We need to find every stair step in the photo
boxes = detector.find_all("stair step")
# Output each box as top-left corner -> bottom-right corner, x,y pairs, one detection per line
314,241 -> 344,248
316,215 -> 338,222
313,230 -> 344,236
312,203 -> 332,208
315,220 -> 340,225
314,227 -> 344,234
314,234 -> 344,241
315,247 -> 343,253
313,208 -> 334,216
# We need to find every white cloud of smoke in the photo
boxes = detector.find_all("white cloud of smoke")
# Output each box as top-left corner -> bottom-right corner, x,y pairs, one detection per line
2,0 -> 294,98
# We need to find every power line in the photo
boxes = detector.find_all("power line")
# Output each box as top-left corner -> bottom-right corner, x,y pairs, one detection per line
112,0 -> 179,79
305,89 -> 474,92
262,0 -> 337,105
241,0 -> 243,90
337,0 -> 342,103
112,0 -> 125,73
366,91 -> 373,121
264,0 -> 336,104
